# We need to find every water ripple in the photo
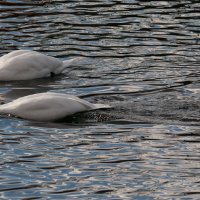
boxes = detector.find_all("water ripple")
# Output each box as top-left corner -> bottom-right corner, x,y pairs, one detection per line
0,0 -> 200,199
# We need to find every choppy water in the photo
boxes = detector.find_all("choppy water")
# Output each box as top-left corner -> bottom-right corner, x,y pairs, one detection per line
0,0 -> 200,199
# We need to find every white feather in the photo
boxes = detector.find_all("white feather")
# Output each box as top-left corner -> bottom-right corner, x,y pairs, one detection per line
0,92 -> 110,121
0,50 -> 81,81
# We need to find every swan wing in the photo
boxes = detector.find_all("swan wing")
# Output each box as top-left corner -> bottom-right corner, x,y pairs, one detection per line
0,50 -> 32,61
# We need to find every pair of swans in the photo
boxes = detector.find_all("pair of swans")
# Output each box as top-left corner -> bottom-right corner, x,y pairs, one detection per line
0,50 -> 109,121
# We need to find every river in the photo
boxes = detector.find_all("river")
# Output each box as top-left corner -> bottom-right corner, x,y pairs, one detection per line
0,0 -> 200,199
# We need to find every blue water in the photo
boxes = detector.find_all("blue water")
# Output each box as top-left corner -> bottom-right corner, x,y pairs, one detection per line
0,0 -> 200,199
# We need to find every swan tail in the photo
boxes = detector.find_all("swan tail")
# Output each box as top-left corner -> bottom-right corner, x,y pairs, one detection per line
92,103 -> 112,110
59,57 -> 84,72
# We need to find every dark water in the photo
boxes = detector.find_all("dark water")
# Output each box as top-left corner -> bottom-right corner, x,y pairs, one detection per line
0,0 -> 200,199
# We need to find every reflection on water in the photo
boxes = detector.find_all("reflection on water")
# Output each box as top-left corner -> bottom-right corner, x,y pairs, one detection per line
0,0 -> 200,199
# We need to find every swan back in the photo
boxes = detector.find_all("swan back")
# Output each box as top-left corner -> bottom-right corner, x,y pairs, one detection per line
0,92 -> 109,121
0,50 -> 63,81
0,50 -> 83,81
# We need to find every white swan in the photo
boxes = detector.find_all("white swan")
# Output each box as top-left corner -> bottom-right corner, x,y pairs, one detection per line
0,92 -> 110,121
0,50 -> 81,81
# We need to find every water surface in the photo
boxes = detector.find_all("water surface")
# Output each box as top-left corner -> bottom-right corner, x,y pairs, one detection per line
0,0 -> 200,199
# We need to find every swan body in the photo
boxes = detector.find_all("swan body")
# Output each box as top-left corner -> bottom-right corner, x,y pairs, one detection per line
0,50 -> 80,81
0,92 -> 110,121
